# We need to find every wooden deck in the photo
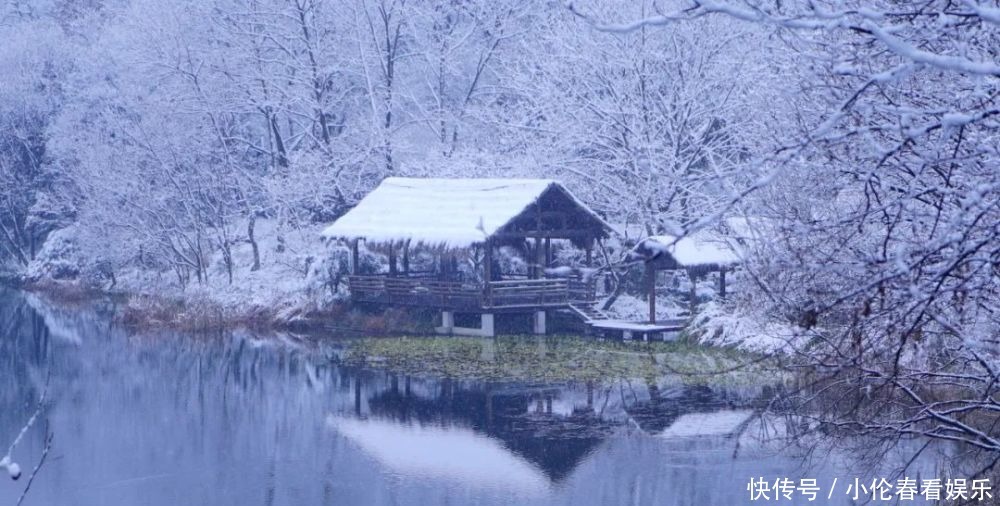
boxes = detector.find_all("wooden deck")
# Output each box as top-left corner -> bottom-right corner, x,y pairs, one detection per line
589,319 -> 686,341
347,275 -> 595,311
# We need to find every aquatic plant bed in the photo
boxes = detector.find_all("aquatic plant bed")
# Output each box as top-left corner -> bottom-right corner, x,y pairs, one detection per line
343,335 -> 782,386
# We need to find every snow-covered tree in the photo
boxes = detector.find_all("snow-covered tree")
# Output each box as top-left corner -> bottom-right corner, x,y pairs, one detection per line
570,0 -> 1000,463
0,8 -> 78,268
501,2 -> 780,235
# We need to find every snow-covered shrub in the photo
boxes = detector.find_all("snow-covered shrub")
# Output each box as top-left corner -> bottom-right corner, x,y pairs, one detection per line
605,293 -> 687,321
409,249 -> 438,273
24,225 -> 82,282
305,242 -> 355,304
690,301 -> 809,353
496,246 -> 528,277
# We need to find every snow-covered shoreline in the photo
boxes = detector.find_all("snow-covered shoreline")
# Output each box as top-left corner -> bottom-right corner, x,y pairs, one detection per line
15,219 -> 363,331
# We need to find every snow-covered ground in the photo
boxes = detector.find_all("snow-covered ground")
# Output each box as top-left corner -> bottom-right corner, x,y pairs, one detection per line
23,219 -> 352,326
690,301 -> 809,353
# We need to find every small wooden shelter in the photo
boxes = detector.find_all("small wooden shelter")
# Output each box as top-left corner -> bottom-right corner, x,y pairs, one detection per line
628,232 -> 740,323
322,177 -> 611,336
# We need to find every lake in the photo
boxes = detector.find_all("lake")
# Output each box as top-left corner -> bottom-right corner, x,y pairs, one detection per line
0,289 -> 934,505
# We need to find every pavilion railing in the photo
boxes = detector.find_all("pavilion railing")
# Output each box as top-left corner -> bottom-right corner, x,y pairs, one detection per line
566,277 -> 597,303
348,275 -> 482,309
347,275 -> 592,310
485,278 -> 569,308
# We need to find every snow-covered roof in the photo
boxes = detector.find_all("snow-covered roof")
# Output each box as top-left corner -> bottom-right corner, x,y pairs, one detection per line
321,177 -> 609,248
636,231 -> 741,268
659,409 -> 754,438
327,416 -> 549,493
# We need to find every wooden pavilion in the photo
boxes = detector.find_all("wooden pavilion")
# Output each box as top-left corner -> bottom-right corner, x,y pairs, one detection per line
628,231 -> 741,324
321,177 -> 612,336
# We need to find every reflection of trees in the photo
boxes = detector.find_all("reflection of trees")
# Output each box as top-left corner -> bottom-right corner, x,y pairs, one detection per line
1,290 -> 360,505
0,290 -> 57,504
1,289 -> 876,505
0,290 -> 49,408
778,380 -> 968,485
624,383 -> 719,434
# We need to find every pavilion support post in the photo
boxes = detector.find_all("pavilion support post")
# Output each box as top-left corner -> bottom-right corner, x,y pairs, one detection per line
483,239 -> 494,306
402,240 -> 410,275
439,312 -> 495,337
647,265 -> 656,324
585,245 -> 593,267
350,239 -> 360,275
388,242 -> 397,277
532,310 -> 546,335
534,236 -> 544,278
689,270 -> 698,314
484,240 -> 493,281
435,311 -> 455,334
719,268 -> 727,298
354,375 -> 362,416
544,237 -> 552,267
481,313 -> 495,337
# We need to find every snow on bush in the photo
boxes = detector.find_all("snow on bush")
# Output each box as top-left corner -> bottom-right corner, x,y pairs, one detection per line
605,293 -> 687,322
24,224 -> 83,282
690,301 -> 808,353
24,220 -> 367,326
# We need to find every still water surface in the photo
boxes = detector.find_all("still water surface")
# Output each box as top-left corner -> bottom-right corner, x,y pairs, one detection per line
0,289 -> 898,505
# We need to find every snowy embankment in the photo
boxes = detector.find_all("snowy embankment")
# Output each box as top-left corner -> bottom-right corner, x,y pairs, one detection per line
19,219 -> 351,329
689,301 -> 811,354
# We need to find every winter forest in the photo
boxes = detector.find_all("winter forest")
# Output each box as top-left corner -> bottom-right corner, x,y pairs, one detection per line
2,0 -> 1000,503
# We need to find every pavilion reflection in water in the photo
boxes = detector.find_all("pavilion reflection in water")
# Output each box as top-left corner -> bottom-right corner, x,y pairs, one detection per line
332,371 -> 763,486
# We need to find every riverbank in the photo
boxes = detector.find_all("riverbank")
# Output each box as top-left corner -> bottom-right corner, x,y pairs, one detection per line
0,285 -> 834,506
11,220 -> 365,331
16,277 -> 440,336
12,218 -> 729,339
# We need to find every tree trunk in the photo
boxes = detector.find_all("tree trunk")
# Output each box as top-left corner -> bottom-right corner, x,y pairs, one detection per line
247,215 -> 260,272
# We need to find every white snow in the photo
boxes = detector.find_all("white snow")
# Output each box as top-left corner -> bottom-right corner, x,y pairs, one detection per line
0,456 -> 20,480
971,3 -> 1000,24
642,232 -> 741,267
327,415 -> 549,494
691,301 -> 808,353
543,266 -> 575,276
659,409 -> 754,438
590,320 -> 680,331
605,293 -> 688,321
321,177 -> 608,248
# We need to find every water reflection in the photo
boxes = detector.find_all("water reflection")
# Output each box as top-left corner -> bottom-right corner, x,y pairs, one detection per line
0,288 -> 898,505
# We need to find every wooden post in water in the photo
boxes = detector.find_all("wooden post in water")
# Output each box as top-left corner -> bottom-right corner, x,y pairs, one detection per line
532,311 -> 546,334
354,376 -> 362,416
647,264 -> 656,324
